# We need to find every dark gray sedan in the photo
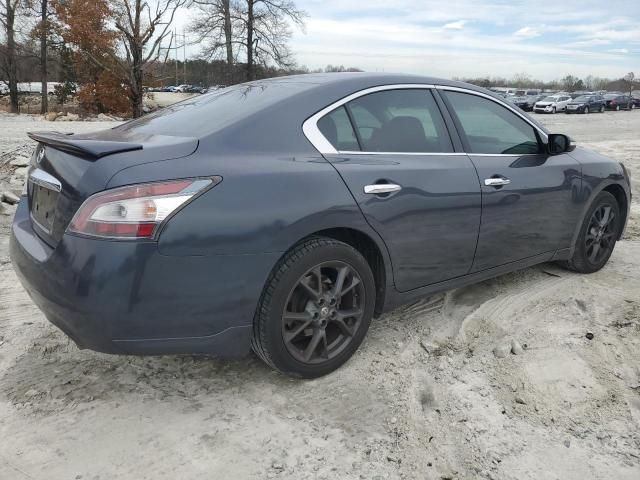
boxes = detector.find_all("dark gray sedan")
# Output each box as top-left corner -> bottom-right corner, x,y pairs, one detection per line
10,73 -> 632,378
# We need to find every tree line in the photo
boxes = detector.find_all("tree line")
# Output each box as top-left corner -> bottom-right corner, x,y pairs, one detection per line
455,73 -> 640,93
3,1 -> 638,118
1,0 -> 310,117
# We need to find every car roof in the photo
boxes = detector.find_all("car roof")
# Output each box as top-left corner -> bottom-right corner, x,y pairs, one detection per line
110,72 -> 548,148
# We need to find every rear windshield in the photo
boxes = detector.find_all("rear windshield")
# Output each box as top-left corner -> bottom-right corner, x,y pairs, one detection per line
114,80 -> 313,137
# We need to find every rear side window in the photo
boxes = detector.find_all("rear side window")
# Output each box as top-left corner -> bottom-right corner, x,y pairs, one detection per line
345,89 -> 452,153
317,106 -> 359,151
444,91 -> 541,155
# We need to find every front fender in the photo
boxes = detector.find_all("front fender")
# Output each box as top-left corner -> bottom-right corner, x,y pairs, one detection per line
567,147 -> 631,255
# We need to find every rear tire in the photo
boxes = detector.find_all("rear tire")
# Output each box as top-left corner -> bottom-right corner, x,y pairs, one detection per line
558,191 -> 621,273
252,237 -> 376,378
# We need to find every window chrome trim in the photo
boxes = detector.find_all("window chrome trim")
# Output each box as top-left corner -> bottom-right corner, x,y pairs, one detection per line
302,84 -> 435,155
302,83 -> 549,157
338,151 -> 468,156
29,168 -> 62,192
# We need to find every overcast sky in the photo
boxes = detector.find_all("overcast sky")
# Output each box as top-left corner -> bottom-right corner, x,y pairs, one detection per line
180,0 -> 640,81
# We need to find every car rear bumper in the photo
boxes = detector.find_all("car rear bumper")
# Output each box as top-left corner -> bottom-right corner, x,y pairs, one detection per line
10,199 -> 280,357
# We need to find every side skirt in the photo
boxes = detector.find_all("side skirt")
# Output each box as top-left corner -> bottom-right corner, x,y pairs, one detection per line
382,251 -> 557,312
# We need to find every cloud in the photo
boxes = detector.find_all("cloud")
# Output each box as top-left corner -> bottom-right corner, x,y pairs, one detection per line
564,38 -> 612,48
443,20 -> 466,30
513,27 -> 541,39
175,0 -> 640,81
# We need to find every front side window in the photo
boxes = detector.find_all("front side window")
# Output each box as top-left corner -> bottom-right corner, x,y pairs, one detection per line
444,91 -> 541,155
345,89 -> 452,153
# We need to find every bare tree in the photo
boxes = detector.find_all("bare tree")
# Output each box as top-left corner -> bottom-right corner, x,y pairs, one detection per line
189,0 -> 237,83
190,0 -> 234,64
111,0 -> 187,117
62,0 -> 186,117
26,0 -> 53,113
38,0 -> 47,112
0,0 -> 23,113
238,0 -> 305,81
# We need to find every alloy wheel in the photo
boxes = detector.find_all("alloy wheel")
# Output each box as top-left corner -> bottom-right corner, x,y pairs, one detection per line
585,204 -> 618,265
282,261 -> 365,364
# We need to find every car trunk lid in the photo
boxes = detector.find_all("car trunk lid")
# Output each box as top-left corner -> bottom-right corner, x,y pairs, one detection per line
26,129 -> 198,247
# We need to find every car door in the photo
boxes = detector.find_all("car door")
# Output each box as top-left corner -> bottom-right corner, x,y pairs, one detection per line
309,87 -> 481,292
439,88 -> 583,272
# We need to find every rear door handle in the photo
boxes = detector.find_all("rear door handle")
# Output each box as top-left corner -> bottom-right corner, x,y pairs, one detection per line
364,184 -> 402,195
484,177 -> 511,187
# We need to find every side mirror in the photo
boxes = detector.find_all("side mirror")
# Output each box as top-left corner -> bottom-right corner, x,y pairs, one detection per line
547,133 -> 574,154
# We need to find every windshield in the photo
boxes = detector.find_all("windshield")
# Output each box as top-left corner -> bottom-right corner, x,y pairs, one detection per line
604,94 -> 618,99
542,96 -> 558,102
573,95 -> 592,102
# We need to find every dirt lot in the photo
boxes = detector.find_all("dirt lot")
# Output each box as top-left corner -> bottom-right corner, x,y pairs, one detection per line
0,111 -> 639,480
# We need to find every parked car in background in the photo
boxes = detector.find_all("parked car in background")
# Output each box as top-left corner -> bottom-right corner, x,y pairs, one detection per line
631,96 -> 640,109
565,94 -> 605,114
604,94 -> 633,111
510,95 -> 534,111
161,86 -> 177,92
185,85 -> 208,94
11,73 -> 631,377
515,89 -> 541,97
534,94 -> 572,114
570,91 -> 594,99
175,84 -> 191,92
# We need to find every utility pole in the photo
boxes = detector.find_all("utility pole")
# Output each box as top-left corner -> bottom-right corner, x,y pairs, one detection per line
171,30 -> 187,84
158,30 -> 186,86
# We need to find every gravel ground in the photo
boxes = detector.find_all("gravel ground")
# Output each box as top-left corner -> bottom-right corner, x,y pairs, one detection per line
0,111 -> 639,480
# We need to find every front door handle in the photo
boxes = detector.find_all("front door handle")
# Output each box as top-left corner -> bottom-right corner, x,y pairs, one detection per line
364,184 -> 402,195
484,177 -> 511,187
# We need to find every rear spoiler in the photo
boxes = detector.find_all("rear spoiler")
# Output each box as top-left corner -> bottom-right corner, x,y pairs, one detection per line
27,131 -> 142,160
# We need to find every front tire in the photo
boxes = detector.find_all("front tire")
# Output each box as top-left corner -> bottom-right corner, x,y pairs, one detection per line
558,191 -> 621,273
552,106 -> 557,114
584,106 -> 590,114
252,237 -> 376,378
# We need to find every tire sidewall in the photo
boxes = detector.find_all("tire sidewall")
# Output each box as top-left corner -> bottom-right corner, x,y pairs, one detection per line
259,240 -> 376,378
572,192 -> 620,273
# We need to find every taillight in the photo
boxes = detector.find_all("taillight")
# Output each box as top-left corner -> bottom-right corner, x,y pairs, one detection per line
68,177 -> 220,239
